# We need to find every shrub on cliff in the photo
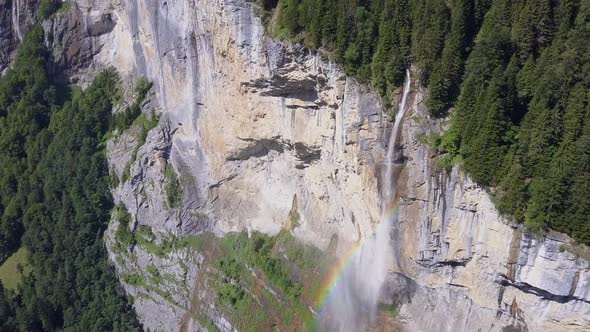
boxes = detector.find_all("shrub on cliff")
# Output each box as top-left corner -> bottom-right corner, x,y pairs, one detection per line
38,0 -> 62,19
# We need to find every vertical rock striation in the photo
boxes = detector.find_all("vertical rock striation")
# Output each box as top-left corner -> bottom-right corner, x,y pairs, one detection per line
394,87 -> 590,331
80,0 -> 590,330
3,0 -> 587,330
0,0 -> 38,73
42,2 -> 116,83
84,0 -> 388,329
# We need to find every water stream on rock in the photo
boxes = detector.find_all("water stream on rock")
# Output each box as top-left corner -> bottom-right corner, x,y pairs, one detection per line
320,69 -> 411,331
12,0 -> 22,43
384,69 -> 411,205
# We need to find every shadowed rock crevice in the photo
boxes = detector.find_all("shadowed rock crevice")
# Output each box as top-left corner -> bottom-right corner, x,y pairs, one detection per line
498,275 -> 590,305
246,75 -> 320,101
241,42 -> 332,105
226,137 -> 321,166
382,273 -> 418,306
426,258 -> 472,268
293,142 -> 321,165
226,138 -> 287,161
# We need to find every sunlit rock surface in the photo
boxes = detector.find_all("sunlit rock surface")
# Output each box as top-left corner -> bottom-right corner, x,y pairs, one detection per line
395,87 -> 590,331
1,0 -> 587,331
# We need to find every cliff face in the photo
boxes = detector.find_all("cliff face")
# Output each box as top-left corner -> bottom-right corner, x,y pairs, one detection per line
1,0 -> 588,331
0,0 -> 38,73
393,91 -> 590,331
83,0 -> 388,329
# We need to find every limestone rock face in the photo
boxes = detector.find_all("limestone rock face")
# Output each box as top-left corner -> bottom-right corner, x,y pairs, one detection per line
83,0 -> 387,330
42,2 -> 116,83
18,0 -> 590,331
395,90 -> 590,332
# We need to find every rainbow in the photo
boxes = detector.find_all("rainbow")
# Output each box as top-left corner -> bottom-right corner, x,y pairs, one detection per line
313,203 -> 400,308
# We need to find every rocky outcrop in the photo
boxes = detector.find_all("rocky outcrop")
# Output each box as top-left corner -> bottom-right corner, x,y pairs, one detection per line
21,0 -> 588,331
0,0 -> 114,81
393,90 -> 590,331
42,1 -> 116,83
0,0 -> 14,72
0,0 -> 38,73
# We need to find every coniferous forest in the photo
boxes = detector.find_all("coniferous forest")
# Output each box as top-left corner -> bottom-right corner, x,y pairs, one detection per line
264,0 -> 590,245
0,27 -> 140,330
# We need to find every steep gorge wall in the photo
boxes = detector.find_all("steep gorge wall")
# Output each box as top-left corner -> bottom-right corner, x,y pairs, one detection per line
393,89 -> 590,331
81,0 -> 389,329
1,0 -> 588,331
95,0 -> 589,328
0,0 -> 38,73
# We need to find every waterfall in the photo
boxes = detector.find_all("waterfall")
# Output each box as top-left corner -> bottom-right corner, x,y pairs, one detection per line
12,0 -> 23,43
384,69 -> 411,207
319,69 -> 411,331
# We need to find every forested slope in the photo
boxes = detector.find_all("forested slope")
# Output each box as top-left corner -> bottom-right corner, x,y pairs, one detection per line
264,0 -> 590,244
0,27 -> 140,330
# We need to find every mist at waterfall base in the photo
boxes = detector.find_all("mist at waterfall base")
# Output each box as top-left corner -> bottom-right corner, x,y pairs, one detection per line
318,70 -> 411,331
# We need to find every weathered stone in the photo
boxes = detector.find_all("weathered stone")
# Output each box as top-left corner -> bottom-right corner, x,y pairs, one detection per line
15,0 -> 588,331
0,0 -> 39,73
395,87 -> 590,331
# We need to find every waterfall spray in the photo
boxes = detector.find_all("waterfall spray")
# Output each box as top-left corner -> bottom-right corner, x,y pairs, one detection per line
318,69 -> 411,331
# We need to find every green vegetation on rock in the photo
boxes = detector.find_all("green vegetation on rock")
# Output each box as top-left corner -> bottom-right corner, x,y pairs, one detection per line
378,303 -> 400,316
111,77 -> 153,135
163,230 -> 326,331
165,164 -> 184,209
111,227 -> 326,330
196,315 -> 220,332
114,81 -> 158,186
39,0 -> 67,19
114,203 -> 136,249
